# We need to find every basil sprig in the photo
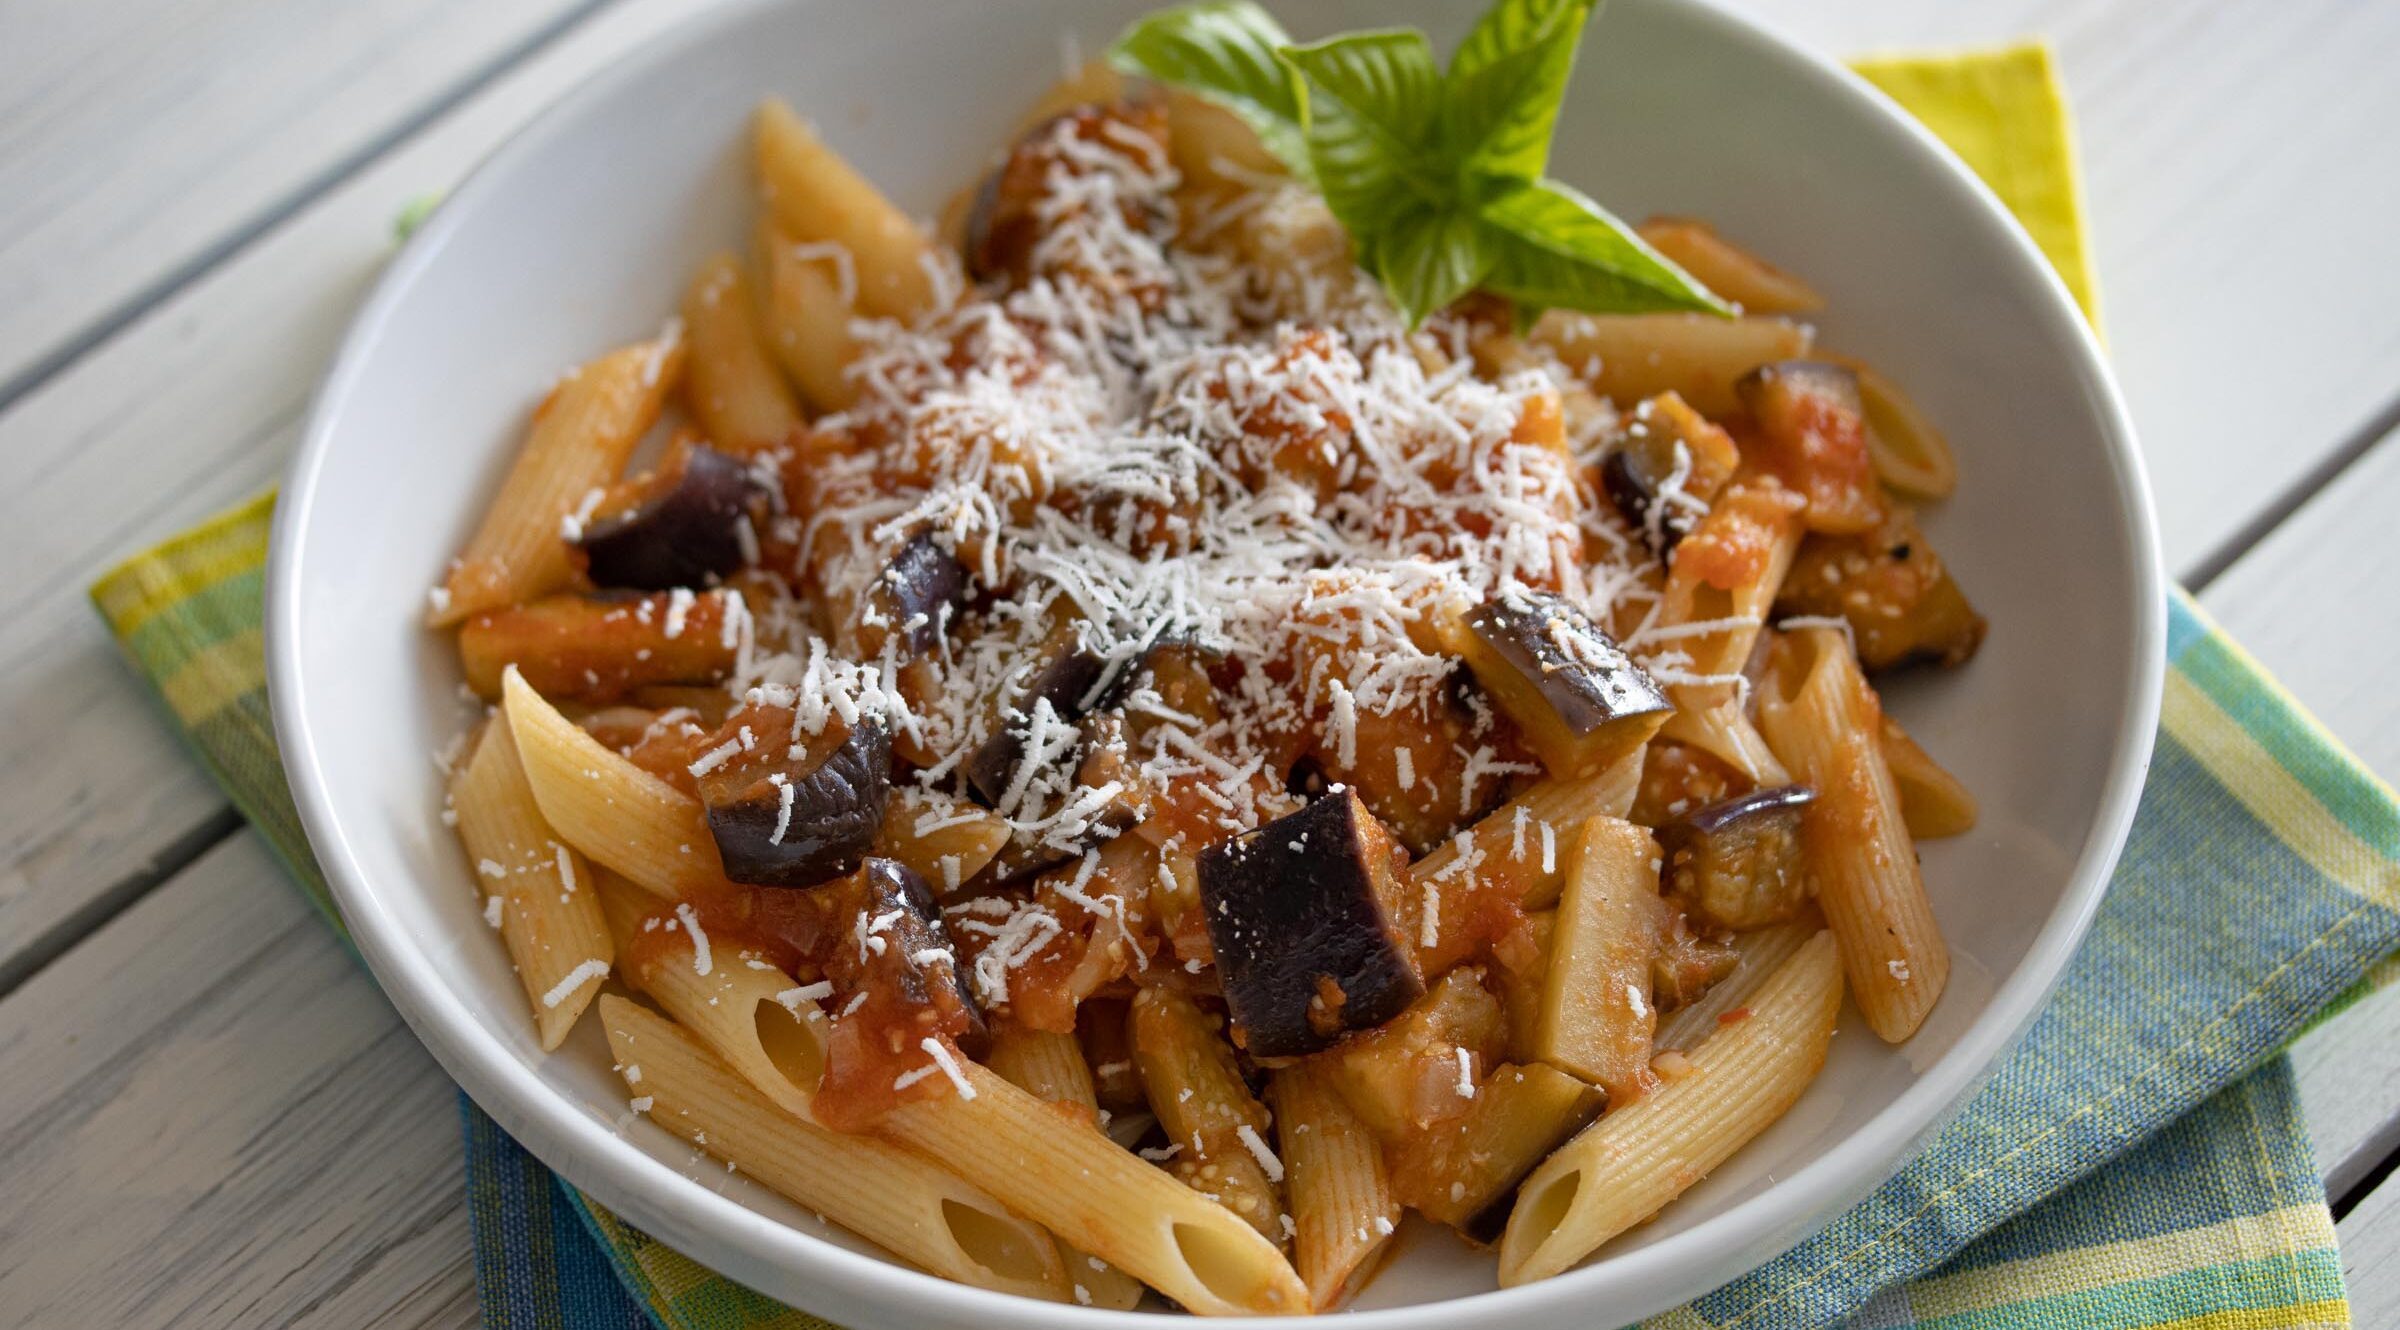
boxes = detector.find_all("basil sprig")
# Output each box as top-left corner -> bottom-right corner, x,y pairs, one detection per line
1109,0 -> 1730,327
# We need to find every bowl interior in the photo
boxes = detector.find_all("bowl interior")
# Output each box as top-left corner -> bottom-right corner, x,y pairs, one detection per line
273,0 -> 2156,1325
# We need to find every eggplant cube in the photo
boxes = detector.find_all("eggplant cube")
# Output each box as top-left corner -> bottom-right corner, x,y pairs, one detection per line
866,531 -> 970,657
576,445 -> 762,591
1458,589 -> 1670,775
1657,785 -> 1814,931
845,857 -> 990,1057
699,718 -> 892,889
1196,791 -> 1425,1058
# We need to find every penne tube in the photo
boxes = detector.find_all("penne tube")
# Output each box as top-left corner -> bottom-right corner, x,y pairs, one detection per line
1162,87 -> 1283,192
1389,1062 -> 1604,1239
434,329 -> 684,624
1533,817 -> 1663,1104
1268,1064 -> 1398,1311
1653,917 -> 1819,1053
458,589 -> 743,702
599,997 -> 1072,1302
1757,628 -> 1949,1041
876,787 -> 1011,895
448,718 -> 612,1049
1497,931 -> 1841,1285
1650,482 -> 1807,785
681,252 -> 803,453
754,98 -> 936,321
1407,749 -> 1642,918
1880,714 -> 1979,839
1131,987 -> 1286,1245
1530,311 -> 1812,417
620,919 -> 830,1121
754,220 -> 862,413
1833,356 -> 1958,500
502,666 -> 728,898
883,1063 -> 1310,1316
985,1023 -> 1099,1112
983,1023 -> 1149,1311
1635,218 -> 1824,315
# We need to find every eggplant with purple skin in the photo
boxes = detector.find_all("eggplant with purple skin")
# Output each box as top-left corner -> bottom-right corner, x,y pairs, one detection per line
1453,588 -> 1671,776
697,712 -> 892,889
963,614 -> 1111,806
860,531 -> 970,658
576,444 -> 763,591
1196,790 -> 1425,1058
831,857 -> 991,1058
972,713 -> 1151,885
1656,785 -> 1814,931
1774,505 -> 1987,672
1599,393 -> 1741,557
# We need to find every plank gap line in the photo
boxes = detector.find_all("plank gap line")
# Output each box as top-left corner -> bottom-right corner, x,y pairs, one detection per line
0,805 -> 243,1000
2186,389 -> 2400,592
0,0 -> 624,421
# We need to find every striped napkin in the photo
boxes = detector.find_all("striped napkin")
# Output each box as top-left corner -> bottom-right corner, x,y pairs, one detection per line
89,41 -> 2398,1330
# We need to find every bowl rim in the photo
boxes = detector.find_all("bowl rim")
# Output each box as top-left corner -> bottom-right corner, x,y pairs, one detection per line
266,0 -> 2166,1323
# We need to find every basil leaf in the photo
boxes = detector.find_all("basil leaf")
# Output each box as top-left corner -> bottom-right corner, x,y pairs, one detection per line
1476,179 -> 1731,316
1277,28 -> 1452,296
1108,1 -> 1312,179
1370,203 -> 1493,328
1443,0 -> 1597,183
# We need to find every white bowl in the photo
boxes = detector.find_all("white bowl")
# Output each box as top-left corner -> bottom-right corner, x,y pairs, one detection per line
268,0 -> 2164,1324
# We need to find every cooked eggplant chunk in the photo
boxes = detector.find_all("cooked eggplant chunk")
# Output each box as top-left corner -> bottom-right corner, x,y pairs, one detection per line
1733,361 -> 1885,536
973,713 -> 1151,884
576,445 -> 763,591
1656,785 -> 1813,931
1455,588 -> 1671,775
962,623 -> 1112,806
1599,393 -> 1741,557
862,531 -> 970,657
698,714 -> 893,888
1774,505 -> 1987,671
838,857 -> 990,1056
1196,790 -> 1425,1058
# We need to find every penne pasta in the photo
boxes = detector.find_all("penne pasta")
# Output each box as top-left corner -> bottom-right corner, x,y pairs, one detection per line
983,1023 -> 1149,1311
1834,356 -> 1959,500
1497,931 -> 1842,1285
1269,1064 -> 1399,1311
1131,987 -> 1286,1245
753,220 -> 862,414
1388,1062 -> 1604,1238
599,997 -> 1073,1302
753,98 -> 937,321
1407,749 -> 1643,917
1650,481 -> 1807,784
1018,57 -> 1128,136
501,666 -> 728,898
875,787 -> 1011,895
681,252 -> 803,453
619,917 -> 829,1121
1653,918 -> 1819,1053
1532,817 -> 1663,1103
1635,218 -> 1824,315
882,1062 -> 1310,1316
1162,87 -> 1283,192
458,589 -> 744,703
433,329 -> 684,624
1530,311 -> 1813,417
1880,713 -> 1979,839
448,717 -> 613,1049
1757,628 -> 1949,1041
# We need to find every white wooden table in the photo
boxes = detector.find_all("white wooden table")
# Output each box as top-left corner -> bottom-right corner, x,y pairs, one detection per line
3,0 -> 2396,1324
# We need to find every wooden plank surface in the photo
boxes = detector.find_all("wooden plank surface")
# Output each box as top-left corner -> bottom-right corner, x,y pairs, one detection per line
0,0 -> 705,989
0,0 -> 595,399
0,831 -> 475,1327
1,0 -> 2398,1323
2204,424 -> 2400,1200
1737,0 -> 2400,576
2341,1167 -> 2400,1330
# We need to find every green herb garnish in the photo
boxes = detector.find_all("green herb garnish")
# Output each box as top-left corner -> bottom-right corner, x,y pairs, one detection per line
1108,0 -> 1730,328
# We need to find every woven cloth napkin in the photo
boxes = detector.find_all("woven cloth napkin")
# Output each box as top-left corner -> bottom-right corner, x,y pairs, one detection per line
88,42 -> 2400,1330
